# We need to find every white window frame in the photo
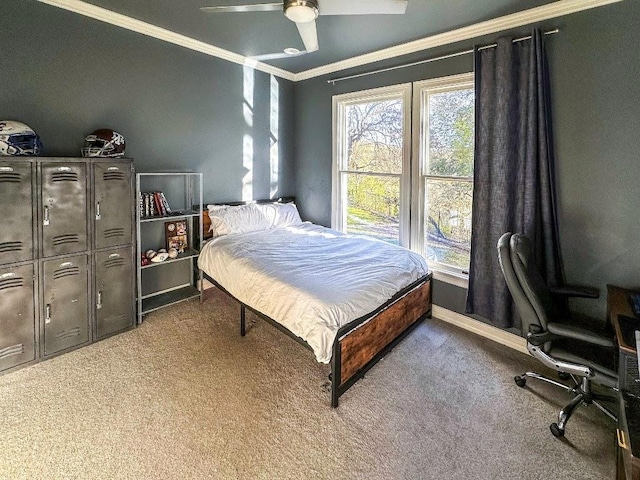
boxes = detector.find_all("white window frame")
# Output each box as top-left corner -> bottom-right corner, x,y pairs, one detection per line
331,74 -> 474,287
411,73 -> 475,283
332,83 -> 413,247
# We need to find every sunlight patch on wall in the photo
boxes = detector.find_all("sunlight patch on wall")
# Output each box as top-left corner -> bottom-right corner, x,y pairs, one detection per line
243,134 -> 254,201
270,75 -> 280,198
243,65 -> 255,201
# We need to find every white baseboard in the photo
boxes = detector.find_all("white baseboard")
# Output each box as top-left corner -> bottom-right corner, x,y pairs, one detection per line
196,281 -> 527,355
432,305 -> 528,355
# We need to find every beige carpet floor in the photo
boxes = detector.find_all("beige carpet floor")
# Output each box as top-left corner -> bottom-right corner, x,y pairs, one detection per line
0,288 -> 616,479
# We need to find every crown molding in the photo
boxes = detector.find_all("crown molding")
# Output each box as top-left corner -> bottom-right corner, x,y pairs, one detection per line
38,0 -> 623,84
37,0 -> 296,81
293,0 -> 624,82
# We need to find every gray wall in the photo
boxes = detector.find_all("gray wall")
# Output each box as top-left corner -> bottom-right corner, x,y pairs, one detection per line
4,0 -> 638,328
1,0 -> 296,203
294,0 -> 640,326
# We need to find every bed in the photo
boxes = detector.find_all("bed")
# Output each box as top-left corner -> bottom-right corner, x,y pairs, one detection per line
197,199 -> 432,407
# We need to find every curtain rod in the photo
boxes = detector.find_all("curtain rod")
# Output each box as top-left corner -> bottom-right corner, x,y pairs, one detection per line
327,28 -> 559,85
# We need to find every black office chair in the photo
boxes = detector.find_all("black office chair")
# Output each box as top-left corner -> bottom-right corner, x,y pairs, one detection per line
497,232 -> 617,437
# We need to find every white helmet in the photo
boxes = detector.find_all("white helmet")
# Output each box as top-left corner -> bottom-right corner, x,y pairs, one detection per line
0,121 -> 43,156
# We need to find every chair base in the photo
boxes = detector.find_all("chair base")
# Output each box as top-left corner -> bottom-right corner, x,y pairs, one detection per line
515,371 -> 617,437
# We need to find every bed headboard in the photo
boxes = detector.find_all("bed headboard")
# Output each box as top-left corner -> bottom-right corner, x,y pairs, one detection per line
199,196 -> 296,240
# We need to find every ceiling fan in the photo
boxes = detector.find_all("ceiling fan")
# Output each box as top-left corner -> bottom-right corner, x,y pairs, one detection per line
200,0 -> 408,54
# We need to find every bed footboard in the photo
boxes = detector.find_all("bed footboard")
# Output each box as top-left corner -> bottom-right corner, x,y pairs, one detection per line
203,271 -> 432,407
331,274 -> 432,407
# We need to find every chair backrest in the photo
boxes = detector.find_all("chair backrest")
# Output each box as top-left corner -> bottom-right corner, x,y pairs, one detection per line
497,232 -> 558,334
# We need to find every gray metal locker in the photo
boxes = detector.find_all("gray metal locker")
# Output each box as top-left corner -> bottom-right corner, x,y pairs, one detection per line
42,255 -> 89,356
94,246 -> 134,339
93,161 -> 134,249
40,162 -> 87,258
0,263 -> 36,371
0,157 -> 135,375
0,161 -> 34,265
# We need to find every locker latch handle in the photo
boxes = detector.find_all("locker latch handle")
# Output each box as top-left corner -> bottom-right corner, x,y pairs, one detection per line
96,202 -> 101,221
617,429 -> 628,450
43,206 -> 50,226
45,304 -> 51,324
97,291 -> 102,310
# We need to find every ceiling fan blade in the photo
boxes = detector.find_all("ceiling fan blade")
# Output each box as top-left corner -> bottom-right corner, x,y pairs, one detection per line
200,3 -> 282,14
318,0 -> 407,16
295,20 -> 319,53
249,51 -> 307,61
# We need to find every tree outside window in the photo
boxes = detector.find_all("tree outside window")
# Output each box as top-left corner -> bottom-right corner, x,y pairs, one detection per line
422,85 -> 474,272
333,74 -> 474,278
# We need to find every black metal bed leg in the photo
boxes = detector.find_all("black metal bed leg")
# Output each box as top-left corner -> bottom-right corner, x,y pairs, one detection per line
331,343 -> 341,408
240,304 -> 246,337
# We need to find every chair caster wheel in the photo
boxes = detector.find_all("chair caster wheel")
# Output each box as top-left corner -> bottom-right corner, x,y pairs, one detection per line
558,371 -> 570,380
514,376 -> 526,387
550,423 -> 564,437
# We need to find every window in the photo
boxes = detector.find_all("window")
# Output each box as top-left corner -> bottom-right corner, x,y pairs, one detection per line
332,84 -> 412,246
412,74 -> 475,276
333,74 -> 474,280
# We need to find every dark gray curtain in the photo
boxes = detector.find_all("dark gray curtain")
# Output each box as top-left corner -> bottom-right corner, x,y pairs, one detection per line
465,30 -> 564,330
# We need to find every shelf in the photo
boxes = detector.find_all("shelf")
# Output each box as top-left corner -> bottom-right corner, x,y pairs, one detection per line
137,172 -> 202,177
136,171 -> 203,322
141,286 -> 200,315
140,248 -> 199,269
139,210 -> 200,223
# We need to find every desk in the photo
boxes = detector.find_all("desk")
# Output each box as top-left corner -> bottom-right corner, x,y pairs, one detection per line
608,285 -> 640,480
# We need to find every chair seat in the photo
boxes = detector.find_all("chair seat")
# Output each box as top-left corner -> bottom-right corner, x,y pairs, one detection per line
568,312 -> 613,336
548,345 -> 618,388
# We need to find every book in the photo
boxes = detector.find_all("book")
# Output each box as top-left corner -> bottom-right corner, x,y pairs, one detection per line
154,192 -> 165,216
159,192 -> 172,214
143,193 -> 150,217
138,192 -> 144,218
139,191 -> 171,218
149,192 -> 155,216
165,220 -> 188,253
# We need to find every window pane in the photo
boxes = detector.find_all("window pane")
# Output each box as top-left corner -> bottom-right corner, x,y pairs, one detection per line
427,89 -> 474,177
424,179 -> 473,270
345,99 -> 403,174
346,173 -> 399,244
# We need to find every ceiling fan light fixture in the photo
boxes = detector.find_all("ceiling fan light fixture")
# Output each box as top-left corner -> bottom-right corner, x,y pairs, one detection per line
284,0 -> 318,23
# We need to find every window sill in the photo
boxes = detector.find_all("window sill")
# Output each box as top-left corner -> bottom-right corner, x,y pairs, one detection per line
431,269 -> 469,289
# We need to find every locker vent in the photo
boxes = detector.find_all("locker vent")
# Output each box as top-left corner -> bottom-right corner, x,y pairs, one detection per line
104,257 -> 126,268
104,228 -> 125,239
0,172 -> 21,183
52,234 -> 80,246
52,266 -> 80,280
0,276 -> 24,291
51,172 -> 79,182
0,343 -> 24,360
56,327 -> 80,340
103,171 -> 125,181
0,241 -> 23,253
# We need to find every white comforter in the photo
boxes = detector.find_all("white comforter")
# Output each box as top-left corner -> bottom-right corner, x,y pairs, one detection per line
198,223 -> 429,363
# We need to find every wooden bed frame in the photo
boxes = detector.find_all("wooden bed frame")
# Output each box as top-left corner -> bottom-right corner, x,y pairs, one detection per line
199,199 -> 433,407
